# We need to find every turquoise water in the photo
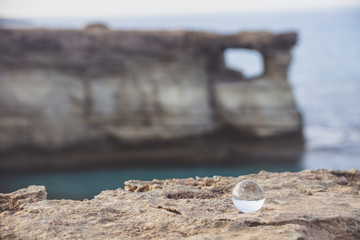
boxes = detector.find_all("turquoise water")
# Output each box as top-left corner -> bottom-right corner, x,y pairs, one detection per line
0,165 -> 301,200
1,8 -> 359,199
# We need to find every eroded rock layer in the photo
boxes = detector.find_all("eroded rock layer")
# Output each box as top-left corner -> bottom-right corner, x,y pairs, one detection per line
1,169 -> 359,239
0,28 -> 303,169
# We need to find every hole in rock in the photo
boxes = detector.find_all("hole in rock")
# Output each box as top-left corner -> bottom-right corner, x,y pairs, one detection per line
224,49 -> 264,78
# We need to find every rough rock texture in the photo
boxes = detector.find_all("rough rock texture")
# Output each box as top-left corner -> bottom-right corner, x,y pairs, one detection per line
1,169 -> 359,239
0,27 -> 303,170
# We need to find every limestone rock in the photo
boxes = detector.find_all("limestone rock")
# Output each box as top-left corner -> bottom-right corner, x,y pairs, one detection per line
1,169 -> 359,239
0,29 -> 303,170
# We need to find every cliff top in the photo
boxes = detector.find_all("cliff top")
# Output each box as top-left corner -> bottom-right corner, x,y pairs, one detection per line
0,29 -> 296,66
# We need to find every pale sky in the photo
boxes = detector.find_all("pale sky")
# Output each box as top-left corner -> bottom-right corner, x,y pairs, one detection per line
1,0 -> 360,18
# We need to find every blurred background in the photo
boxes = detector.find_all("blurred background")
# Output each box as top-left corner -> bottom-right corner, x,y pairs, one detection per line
0,0 -> 359,199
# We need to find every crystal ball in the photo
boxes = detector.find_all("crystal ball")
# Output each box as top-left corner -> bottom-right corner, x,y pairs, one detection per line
232,180 -> 265,213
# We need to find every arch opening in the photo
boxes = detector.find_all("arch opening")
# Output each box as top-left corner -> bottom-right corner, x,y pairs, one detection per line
224,49 -> 264,79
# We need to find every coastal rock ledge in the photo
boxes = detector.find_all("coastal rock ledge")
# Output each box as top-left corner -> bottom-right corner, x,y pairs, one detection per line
1,169 -> 360,239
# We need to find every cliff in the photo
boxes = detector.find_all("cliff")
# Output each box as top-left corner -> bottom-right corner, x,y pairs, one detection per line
1,169 -> 359,239
0,28 -> 303,170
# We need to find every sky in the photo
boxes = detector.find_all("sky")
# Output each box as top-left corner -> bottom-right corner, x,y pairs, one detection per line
1,0 -> 360,18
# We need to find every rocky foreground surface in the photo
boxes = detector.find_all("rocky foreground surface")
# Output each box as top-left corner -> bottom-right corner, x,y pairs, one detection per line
1,169 -> 359,239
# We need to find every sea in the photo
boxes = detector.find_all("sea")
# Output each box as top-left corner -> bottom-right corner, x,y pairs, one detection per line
1,7 -> 359,199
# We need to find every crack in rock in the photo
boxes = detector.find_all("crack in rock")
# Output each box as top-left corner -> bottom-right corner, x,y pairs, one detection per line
157,205 -> 182,215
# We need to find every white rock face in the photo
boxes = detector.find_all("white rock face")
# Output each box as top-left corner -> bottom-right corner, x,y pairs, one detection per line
0,29 -> 303,168
215,79 -> 301,137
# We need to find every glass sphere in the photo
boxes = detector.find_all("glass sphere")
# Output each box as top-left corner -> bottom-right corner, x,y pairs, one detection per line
232,180 -> 265,213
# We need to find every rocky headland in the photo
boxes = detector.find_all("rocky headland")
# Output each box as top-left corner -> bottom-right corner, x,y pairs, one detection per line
1,169 -> 360,239
0,27 -> 303,170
